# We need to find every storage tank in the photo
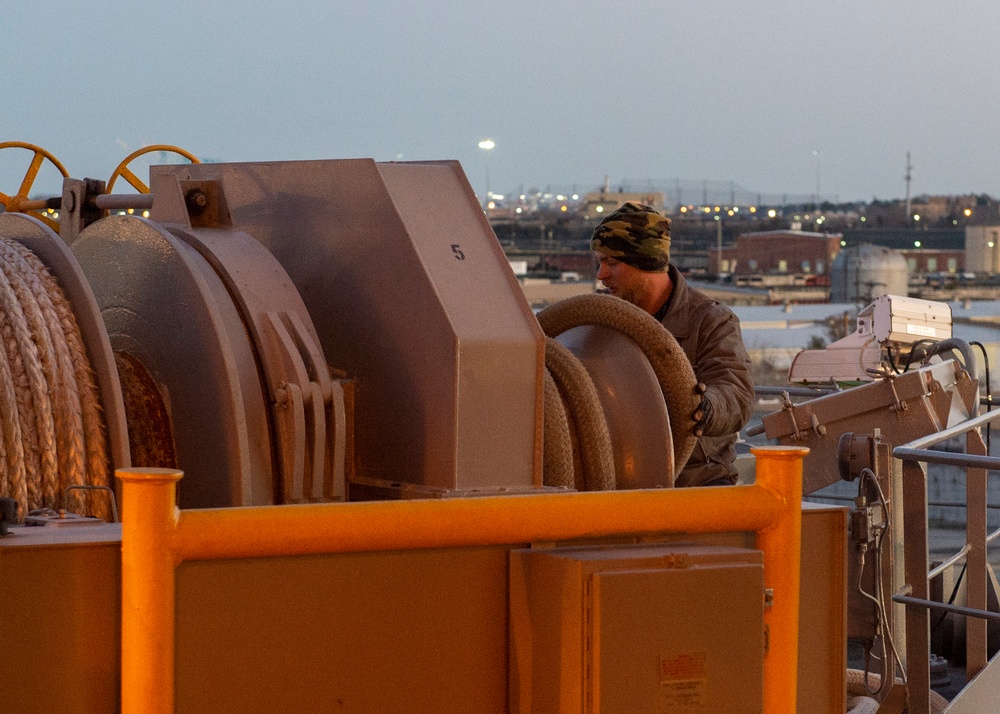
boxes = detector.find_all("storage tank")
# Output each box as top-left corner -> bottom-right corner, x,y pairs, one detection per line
830,243 -> 908,303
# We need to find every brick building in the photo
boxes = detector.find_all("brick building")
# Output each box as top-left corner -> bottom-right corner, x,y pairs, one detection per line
899,249 -> 965,275
709,230 -> 842,276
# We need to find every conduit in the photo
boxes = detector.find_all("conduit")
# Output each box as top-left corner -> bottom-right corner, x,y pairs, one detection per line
0,239 -> 109,519
537,294 -> 700,487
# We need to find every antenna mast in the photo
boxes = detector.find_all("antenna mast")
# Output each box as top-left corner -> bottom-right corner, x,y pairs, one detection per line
904,152 -> 912,224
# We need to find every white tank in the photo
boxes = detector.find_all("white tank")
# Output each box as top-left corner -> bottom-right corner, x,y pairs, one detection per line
830,243 -> 909,303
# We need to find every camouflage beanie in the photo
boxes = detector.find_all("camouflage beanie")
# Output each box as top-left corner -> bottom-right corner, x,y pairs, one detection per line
591,202 -> 671,273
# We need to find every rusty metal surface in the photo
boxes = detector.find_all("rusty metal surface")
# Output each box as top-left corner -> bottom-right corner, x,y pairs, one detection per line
72,216 -> 273,508
148,159 -> 543,495
114,351 -> 176,470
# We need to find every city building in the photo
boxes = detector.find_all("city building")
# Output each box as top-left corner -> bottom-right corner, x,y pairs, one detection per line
581,177 -> 665,220
709,230 -> 842,277
965,224 -> 1000,274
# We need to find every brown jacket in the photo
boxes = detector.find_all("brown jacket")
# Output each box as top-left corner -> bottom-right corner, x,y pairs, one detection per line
657,266 -> 754,486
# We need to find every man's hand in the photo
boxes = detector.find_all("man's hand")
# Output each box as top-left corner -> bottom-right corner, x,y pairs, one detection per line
692,382 -> 711,437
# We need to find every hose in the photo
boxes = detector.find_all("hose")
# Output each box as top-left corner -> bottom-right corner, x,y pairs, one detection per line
846,669 -> 949,714
0,240 -> 109,520
537,294 -> 699,475
544,337 -> 615,490
846,695 -> 879,714
542,368 -> 574,489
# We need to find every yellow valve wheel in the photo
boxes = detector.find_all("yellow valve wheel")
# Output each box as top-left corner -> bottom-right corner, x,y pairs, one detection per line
0,141 -> 70,232
107,145 -> 200,194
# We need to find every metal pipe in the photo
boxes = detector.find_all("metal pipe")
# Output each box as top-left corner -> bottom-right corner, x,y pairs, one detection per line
893,448 -> 1000,471
927,544 -> 970,580
918,338 -> 979,384
894,408 -> 1000,452
6,194 -> 156,212
12,196 -> 61,211
754,385 -> 835,398
119,468 -> 182,714
92,193 -> 155,210
172,483 -> 781,561
809,493 -> 1000,511
893,591 -> 1000,624
119,445 -> 808,714
753,445 -> 806,714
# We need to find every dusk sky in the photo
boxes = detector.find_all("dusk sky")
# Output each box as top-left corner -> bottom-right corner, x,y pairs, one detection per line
4,1 -> 999,203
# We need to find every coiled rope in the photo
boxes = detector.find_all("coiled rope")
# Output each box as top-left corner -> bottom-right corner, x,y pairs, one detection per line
536,294 -> 699,490
845,669 -> 948,714
0,240 -> 109,520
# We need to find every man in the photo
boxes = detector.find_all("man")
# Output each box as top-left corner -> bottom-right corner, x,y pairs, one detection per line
592,202 -> 753,487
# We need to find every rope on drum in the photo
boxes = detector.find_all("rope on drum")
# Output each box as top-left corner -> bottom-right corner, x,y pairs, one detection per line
0,240 -> 109,520
536,293 -> 700,491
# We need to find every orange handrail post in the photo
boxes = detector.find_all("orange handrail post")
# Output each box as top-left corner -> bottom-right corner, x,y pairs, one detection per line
753,445 -> 806,714
119,468 -> 182,714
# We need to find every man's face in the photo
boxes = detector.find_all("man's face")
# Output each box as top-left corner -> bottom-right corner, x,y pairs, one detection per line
595,254 -> 652,306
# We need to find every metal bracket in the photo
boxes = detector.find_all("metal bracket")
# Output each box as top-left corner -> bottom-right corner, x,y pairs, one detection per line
886,374 -> 908,414
781,391 -> 805,442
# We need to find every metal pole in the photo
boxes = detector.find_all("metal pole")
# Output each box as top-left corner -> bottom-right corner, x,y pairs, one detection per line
119,468 -> 182,714
753,445 -> 806,714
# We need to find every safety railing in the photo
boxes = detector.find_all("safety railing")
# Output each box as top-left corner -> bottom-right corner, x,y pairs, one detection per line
892,408 -> 1000,714
119,445 -> 806,714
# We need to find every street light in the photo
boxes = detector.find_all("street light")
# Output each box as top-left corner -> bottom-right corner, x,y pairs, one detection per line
478,139 -> 495,208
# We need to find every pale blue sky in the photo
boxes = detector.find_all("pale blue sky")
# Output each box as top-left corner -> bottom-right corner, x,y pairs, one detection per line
3,1 -> 999,202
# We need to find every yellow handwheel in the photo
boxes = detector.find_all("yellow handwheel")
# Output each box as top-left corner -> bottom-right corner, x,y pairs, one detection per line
107,145 -> 200,194
0,141 -> 69,232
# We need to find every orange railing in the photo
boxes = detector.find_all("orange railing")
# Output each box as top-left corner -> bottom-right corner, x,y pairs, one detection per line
119,445 -> 806,713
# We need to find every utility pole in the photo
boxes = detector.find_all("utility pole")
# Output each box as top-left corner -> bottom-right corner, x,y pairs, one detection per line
716,216 -> 723,278
813,150 -> 821,211
904,152 -> 913,225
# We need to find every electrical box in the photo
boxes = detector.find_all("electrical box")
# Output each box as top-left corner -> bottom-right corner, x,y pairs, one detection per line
870,294 -> 952,344
510,543 -> 765,713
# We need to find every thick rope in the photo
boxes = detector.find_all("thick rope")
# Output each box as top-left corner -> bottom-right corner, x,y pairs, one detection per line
0,242 -> 75,510
13,242 -> 108,517
0,311 -> 25,510
4,243 -> 86,511
542,368 -> 574,489
0,240 -> 110,520
537,293 -> 699,474
544,338 -> 615,490
0,258 -> 48,511
846,669 -> 948,714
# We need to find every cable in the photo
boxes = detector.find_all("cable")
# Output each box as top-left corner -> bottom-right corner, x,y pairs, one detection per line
903,339 -> 938,372
855,468 -> 906,687
885,345 -> 902,375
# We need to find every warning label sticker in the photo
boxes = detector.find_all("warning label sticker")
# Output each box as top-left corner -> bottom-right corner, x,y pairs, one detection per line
659,652 -> 707,712
906,323 -> 936,337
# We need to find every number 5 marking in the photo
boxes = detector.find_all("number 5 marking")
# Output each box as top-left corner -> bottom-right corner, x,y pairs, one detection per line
451,244 -> 465,260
